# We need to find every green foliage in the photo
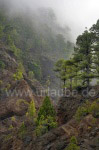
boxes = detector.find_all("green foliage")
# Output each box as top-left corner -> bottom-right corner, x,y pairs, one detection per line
75,99 -> 99,121
28,61 -> 42,81
55,20 -> 99,88
13,70 -> 23,81
3,24 -> 22,58
18,62 -> 25,73
37,96 -> 56,123
16,99 -> 29,106
36,123 -> 48,136
11,116 -> 16,122
9,125 -> 13,130
0,24 -> 4,39
11,46 -> 21,57
0,10 -> 74,84
4,134 -> 12,142
0,60 -> 5,69
36,96 -> 57,136
65,136 -> 80,150
18,122 -> 27,139
28,100 -> 36,118
28,71 -> 34,80
36,115 -> 57,136
55,59 -> 77,89
75,106 -> 89,121
0,80 -> 3,86
89,100 -> 99,118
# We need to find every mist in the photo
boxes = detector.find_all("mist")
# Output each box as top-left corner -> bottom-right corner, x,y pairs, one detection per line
0,0 -> 99,42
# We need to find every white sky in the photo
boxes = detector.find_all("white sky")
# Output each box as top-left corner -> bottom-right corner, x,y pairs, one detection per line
1,0 -> 99,41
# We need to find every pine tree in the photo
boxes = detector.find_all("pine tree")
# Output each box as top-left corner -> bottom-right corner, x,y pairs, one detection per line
28,99 -> 36,118
54,20 -> 99,89
55,59 -> 77,89
37,96 -> 56,122
90,20 -> 99,80
74,30 -> 95,87
36,96 -> 57,136
55,59 -> 65,85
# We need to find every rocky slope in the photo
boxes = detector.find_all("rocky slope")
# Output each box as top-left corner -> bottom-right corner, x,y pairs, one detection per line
0,109 -> 98,150
0,36 -> 99,150
0,43 -> 44,140
57,86 -> 99,125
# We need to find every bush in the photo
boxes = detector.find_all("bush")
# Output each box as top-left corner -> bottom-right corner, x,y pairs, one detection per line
16,99 -> 29,106
0,80 -> 3,86
36,96 -> 57,136
75,99 -> 99,121
11,116 -> 16,122
9,125 -> 13,130
36,115 -> 57,136
65,136 -> 80,150
0,60 -> 5,69
13,70 -> 23,80
18,62 -> 25,73
6,34 -> 21,58
89,101 -> 99,118
28,61 -> 42,80
18,122 -> 27,139
75,106 -> 89,121
28,71 -> 34,80
4,134 -> 12,142
37,96 -> 56,124
36,123 -> 48,136
28,99 -> 36,118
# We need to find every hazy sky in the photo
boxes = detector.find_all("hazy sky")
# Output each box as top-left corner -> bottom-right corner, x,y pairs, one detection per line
1,0 -> 99,41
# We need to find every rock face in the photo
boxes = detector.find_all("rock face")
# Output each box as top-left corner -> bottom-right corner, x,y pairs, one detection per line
57,95 -> 82,125
0,114 -> 98,150
0,44 -> 43,140
0,44 -> 99,150
22,115 -> 99,150
57,86 -> 99,125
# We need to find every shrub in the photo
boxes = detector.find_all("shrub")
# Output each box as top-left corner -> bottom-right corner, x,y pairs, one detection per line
9,125 -> 13,130
75,99 -> 99,121
0,24 -> 4,38
28,61 -> 42,80
0,60 -> 5,69
36,96 -> 57,136
89,101 -> 99,118
18,62 -> 25,73
13,70 -> 23,80
75,106 -> 89,121
37,96 -> 56,124
0,80 -> 3,86
18,122 -> 27,139
16,99 -> 29,106
36,123 -> 48,136
28,71 -> 34,80
11,116 -> 16,122
6,83 -> 11,90
36,115 -> 57,136
65,136 -> 80,150
4,134 -> 12,142
28,99 -> 36,118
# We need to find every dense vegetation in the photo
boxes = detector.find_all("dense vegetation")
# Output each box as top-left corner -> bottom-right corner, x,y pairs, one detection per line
14,96 -> 57,138
55,20 -> 99,89
36,96 -> 57,136
65,136 -> 80,150
75,98 -> 99,121
0,3 -> 98,149
0,8 -> 73,85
